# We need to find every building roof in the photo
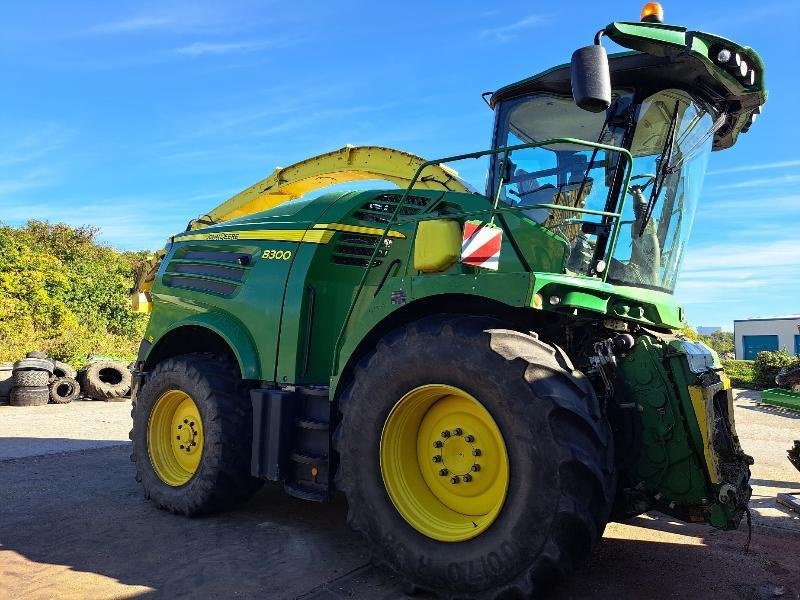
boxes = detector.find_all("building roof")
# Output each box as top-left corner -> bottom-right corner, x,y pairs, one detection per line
734,315 -> 800,322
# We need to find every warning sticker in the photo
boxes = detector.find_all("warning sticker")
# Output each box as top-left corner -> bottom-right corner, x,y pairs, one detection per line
461,221 -> 502,270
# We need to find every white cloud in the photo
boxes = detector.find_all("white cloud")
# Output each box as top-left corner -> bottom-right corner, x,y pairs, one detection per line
0,123 -> 71,168
84,16 -> 175,35
176,40 -> 275,56
707,173 -> 800,192
682,239 -> 800,271
0,169 -> 55,198
480,14 -> 548,42
707,159 -> 800,176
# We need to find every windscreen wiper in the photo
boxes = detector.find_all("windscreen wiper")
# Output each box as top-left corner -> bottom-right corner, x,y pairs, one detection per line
639,100 -> 680,237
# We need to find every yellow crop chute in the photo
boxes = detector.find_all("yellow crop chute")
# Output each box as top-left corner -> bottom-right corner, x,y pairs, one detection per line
189,145 -> 471,229
131,145 -> 472,312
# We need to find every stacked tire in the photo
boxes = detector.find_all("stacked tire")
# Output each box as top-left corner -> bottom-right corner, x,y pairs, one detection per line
10,354 -> 53,407
50,359 -> 81,404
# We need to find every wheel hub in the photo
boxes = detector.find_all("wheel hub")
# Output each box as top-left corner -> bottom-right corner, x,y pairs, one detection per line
148,390 -> 204,486
380,384 -> 509,542
432,428 -> 481,482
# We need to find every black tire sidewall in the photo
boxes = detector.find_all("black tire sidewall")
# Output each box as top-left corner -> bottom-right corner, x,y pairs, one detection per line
11,386 -> 50,406
85,361 -> 132,399
338,325 -> 573,593
49,377 -> 79,403
132,360 -> 226,512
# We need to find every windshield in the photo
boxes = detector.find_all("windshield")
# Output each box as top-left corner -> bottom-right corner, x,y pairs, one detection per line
607,90 -> 716,292
492,91 -> 633,276
491,88 -> 715,293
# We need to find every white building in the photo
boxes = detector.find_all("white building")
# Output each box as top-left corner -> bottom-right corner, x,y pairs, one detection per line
733,315 -> 800,360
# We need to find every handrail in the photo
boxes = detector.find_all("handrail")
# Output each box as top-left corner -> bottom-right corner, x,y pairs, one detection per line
332,137 -> 633,371
389,203 -> 622,226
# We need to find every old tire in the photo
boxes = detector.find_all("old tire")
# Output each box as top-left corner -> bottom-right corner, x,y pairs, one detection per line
10,386 -> 50,407
13,369 -> 51,387
81,360 -> 132,400
26,351 -> 48,359
334,315 -> 615,598
130,353 -> 263,515
52,360 -> 78,380
14,358 -> 53,373
50,377 -> 80,404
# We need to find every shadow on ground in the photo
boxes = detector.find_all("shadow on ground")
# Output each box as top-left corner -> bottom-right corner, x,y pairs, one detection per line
1,443 -> 799,599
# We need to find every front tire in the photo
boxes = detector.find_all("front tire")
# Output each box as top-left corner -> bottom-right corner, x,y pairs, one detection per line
334,315 -> 615,598
131,353 -> 263,515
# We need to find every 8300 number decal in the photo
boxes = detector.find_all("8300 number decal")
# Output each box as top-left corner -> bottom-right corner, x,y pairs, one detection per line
261,249 -> 292,260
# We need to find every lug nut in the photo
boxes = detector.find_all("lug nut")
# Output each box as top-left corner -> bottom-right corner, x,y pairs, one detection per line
433,440 -> 443,448
439,468 -> 448,476
450,476 -> 460,484
190,441 -> 196,446
441,430 -> 451,438
463,474 -> 473,482
177,424 -> 183,429
183,419 -> 188,424
189,421 -> 194,427
452,427 -> 463,436
464,434 -> 474,443
432,455 -> 442,463
176,435 -> 181,440
471,464 -> 480,472
472,449 -> 482,456
179,444 -> 185,449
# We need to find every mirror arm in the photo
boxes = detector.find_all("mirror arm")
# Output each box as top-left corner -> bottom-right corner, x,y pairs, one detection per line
594,29 -> 606,45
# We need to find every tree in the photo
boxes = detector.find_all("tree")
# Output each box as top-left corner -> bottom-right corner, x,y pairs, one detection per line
0,220 -> 148,363
698,331 -> 734,355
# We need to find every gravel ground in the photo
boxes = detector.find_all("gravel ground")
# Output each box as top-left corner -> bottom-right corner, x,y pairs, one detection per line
0,390 -> 798,599
0,398 -> 132,459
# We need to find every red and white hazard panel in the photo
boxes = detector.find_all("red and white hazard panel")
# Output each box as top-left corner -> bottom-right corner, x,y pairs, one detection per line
461,221 -> 502,270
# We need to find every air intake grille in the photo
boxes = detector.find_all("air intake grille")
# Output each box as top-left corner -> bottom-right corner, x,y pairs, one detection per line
353,193 -> 431,225
163,247 -> 253,297
331,233 -> 389,268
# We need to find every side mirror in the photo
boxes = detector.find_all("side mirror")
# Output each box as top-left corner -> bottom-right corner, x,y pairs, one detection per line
571,44 -> 611,113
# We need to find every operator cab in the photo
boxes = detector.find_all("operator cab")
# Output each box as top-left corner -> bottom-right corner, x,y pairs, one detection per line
488,47 -> 761,293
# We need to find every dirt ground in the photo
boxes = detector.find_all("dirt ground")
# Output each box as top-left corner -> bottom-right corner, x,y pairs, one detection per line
0,390 -> 798,599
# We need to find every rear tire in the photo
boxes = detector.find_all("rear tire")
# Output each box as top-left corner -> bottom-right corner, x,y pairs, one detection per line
130,353 -> 263,515
334,315 -> 615,598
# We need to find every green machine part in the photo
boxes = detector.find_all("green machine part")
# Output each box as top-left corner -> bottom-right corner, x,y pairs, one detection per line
617,335 -> 752,529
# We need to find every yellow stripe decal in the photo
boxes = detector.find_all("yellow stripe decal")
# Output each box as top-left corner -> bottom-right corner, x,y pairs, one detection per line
174,224 -> 400,244
175,229 -> 331,244
313,222 -> 406,239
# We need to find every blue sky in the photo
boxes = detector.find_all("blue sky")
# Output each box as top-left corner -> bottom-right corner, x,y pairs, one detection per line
0,1 -> 797,330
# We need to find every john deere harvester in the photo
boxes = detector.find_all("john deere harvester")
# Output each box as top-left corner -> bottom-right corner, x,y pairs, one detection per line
130,4 -> 766,597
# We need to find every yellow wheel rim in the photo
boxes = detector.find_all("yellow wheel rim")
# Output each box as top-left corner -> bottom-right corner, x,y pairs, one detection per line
147,390 -> 204,486
380,384 -> 509,542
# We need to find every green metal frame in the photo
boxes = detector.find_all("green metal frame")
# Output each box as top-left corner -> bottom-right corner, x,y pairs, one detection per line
333,137 -> 633,365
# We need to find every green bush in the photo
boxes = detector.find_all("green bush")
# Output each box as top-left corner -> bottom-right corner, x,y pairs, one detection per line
0,221 -> 149,365
752,350 -> 800,390
722,359 -> 756,389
